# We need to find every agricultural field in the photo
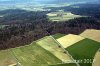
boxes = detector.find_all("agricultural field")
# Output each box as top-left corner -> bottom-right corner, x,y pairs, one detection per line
80,29 -> 100,42
0,33 -> 100,66
66,38 -> 100,66
47,11 -> 82,22
57,34 -> 85,48
0,50 -> 17,66
93,49 -> 100,66
11,42 -> 62,66
36,36 -> 74,63
52,33 -> 65,39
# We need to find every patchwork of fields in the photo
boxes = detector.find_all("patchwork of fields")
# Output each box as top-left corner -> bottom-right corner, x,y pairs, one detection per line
36,36 -> 73,63
47,11 -> 82,22
0,29 -> 100,66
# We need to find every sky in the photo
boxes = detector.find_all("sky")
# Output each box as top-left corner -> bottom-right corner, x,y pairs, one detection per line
0,0 -> 99,2
0,0 -> 99,4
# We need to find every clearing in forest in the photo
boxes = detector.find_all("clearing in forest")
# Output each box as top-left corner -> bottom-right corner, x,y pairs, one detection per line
47,11 -> 81,22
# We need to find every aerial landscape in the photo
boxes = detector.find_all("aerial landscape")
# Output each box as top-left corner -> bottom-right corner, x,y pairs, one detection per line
0,0 -> 100,66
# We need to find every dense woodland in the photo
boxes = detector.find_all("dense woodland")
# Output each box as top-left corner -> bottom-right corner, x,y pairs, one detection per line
0,4 -> 100,50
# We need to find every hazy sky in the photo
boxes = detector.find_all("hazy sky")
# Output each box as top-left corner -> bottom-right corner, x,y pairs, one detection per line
0,0 -> 99,1
0,0 -> 99,4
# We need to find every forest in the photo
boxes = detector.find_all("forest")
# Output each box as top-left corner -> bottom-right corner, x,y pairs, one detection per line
0,4 -> 100,50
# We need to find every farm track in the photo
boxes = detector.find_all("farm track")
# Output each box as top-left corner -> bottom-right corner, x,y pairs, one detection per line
50,36 -> 80,66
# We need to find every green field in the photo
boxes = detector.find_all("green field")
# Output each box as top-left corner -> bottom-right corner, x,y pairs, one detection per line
52,33 -> 65,39
66,38 -> 100,66
11,42 -> 61,66
0,50 -> 17,66
47,11 -> 81,22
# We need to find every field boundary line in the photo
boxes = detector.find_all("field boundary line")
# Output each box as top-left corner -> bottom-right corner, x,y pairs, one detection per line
50,36 -> 80,66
